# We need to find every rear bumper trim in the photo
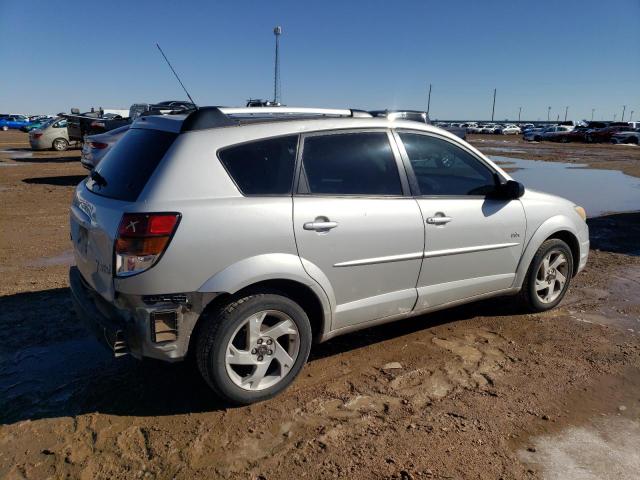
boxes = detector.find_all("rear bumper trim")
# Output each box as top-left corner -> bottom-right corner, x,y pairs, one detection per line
69,266 -> 129,357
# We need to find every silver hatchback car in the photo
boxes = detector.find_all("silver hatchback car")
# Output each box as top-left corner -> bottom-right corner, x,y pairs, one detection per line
69,107 -> 589,404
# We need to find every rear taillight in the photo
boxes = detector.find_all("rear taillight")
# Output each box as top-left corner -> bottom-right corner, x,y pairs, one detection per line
115,213 -> 180,277
33,133 -> 43,139
89,141 -> 108,149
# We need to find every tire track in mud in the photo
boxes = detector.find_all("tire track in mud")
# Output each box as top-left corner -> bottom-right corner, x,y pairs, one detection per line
184,329 -> 512,476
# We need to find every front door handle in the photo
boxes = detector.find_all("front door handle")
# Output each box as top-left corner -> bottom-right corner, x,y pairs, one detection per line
426,216 -> 452,225
303,219 -> 338,232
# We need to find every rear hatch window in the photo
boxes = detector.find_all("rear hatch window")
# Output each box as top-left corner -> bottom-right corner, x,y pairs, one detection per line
86,128 -> 177,202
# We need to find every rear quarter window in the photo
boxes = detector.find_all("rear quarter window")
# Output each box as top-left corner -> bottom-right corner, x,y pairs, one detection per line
218,135 -> 298,195
86,128 -> 177,202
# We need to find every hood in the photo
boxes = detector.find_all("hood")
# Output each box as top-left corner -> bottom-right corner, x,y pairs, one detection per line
521,187 -> 575,208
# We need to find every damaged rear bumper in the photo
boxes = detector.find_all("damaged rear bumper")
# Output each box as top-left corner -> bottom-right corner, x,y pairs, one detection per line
69,266 -> 129,357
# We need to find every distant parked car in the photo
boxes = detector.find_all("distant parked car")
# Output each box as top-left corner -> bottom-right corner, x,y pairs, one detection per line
585,123 -> 633,143
611,129 -> 639,144
81,125 -> 130,169
479,124 -> 496,134
523,127 -> 550,141
497,125 -> 521,135
29,117 -> 72,151
20,116 -> 54,132
0,115 -> 30,131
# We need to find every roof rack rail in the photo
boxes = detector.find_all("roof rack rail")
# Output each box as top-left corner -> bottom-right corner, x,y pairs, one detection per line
179,106 -> 373,132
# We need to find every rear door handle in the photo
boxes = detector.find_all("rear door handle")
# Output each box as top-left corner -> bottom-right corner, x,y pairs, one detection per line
303,220 -> 338,232
426,216 -> 452,225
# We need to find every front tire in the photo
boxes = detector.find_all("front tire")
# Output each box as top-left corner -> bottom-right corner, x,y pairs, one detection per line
519,239 -> 573,312
196,293 -> 312,405
1,126 -> 8,131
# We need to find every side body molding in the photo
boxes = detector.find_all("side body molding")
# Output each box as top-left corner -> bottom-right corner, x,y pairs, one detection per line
198,253 -> 334,336
513,214 -> 580,289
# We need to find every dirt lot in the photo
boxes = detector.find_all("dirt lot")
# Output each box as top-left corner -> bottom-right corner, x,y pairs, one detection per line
468,133 -> 640,178
1,130 -> 639,479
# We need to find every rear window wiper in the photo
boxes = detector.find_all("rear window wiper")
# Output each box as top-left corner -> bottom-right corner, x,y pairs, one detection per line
90,170 -> 108,187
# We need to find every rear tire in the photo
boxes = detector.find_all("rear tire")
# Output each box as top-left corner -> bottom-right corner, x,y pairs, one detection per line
196,293 -> 312,405
519,239 -> 573,312
1,126 -> 8,131
52,138 -> 69,151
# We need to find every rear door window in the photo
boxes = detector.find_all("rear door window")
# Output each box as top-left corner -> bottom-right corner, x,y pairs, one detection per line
218,135 -> 298,195
86,128 -> 177,201
300,132 -> 402,195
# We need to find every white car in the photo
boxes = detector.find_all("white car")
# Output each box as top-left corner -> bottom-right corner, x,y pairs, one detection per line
500,125 -> 521,135
69,105 -> 589,404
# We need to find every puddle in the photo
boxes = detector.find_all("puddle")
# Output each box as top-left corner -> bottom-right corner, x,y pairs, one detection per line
492,156 -> 640,217
519,417 -> 640,479
1,149 -> 33,159
0,162 -> 31,167
28,249 -> 75,267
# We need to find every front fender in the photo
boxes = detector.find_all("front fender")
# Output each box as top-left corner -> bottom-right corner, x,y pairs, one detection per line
197,253 -> 333,335
513,215 -> 580,289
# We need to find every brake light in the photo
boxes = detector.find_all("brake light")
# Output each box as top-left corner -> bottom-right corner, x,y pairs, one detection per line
115,213 -> 180,277
89,141 -> 108,149
33,133 -> 43,139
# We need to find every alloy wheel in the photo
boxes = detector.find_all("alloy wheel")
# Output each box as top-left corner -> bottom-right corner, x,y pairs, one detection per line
534,250 -> 569,304
224,309 -> 300,391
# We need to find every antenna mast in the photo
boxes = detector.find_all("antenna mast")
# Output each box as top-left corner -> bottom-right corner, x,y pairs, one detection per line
156,43 -> 197,108
273,26 -> 282,104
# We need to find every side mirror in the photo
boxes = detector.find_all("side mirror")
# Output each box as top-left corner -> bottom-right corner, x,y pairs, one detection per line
498,179 -> 525,199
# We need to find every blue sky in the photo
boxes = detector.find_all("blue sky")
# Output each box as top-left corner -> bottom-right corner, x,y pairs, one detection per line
1,0 -> 638,121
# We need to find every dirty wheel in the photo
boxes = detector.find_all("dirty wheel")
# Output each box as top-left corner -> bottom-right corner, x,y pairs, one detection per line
52,138 -> 69,151
1,126 -> 8,131
520,239 -> 573,312
196,293 -> 312,405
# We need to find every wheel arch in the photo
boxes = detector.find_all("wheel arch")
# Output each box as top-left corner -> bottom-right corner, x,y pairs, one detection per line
191,254 -> 332,348
546,230 -> 580,276
514,216 -> 581,288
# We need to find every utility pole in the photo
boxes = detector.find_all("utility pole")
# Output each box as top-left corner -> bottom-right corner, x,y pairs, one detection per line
426,83 -> 432,117
547,106 -> 551,122
518,106 -> 522,122
273,26 -> 282,104
614,113 -> 617,121
591,108 -> 595,121
564,106 -> 568,122
631,110 -> 635,121
621,105 -> 626,122
491,88 -> 496,122
556,114 -> 560,122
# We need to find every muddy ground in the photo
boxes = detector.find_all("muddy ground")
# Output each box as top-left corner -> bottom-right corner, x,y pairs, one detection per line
1,130 -> 639,479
